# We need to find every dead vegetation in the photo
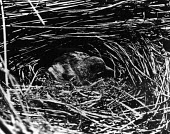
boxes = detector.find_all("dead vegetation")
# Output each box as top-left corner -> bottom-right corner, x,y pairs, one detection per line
0,0 -> 170,133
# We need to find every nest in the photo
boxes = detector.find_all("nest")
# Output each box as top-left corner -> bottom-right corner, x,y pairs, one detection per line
0,0 -> 170,134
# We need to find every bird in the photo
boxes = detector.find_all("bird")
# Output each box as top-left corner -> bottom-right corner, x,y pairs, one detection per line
48,51 -> 114,85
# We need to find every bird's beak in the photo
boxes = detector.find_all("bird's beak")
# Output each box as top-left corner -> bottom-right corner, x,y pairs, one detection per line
105,65 -> 114,72
104,65 -> 114,77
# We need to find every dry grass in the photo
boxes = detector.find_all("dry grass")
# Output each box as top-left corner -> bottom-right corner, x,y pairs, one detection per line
0,0 -> 170,133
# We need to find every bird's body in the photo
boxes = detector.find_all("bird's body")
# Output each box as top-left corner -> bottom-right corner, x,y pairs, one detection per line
48,51 -> 113,85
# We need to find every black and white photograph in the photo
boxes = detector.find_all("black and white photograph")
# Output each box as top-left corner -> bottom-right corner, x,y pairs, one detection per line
0,0 -> 170,133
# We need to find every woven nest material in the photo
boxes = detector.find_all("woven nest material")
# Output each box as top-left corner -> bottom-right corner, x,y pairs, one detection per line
0,0 -> 169,86
0,0 -> 170,133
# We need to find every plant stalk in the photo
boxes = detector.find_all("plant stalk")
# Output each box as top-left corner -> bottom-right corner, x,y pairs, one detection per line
0,0 -> 8,86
